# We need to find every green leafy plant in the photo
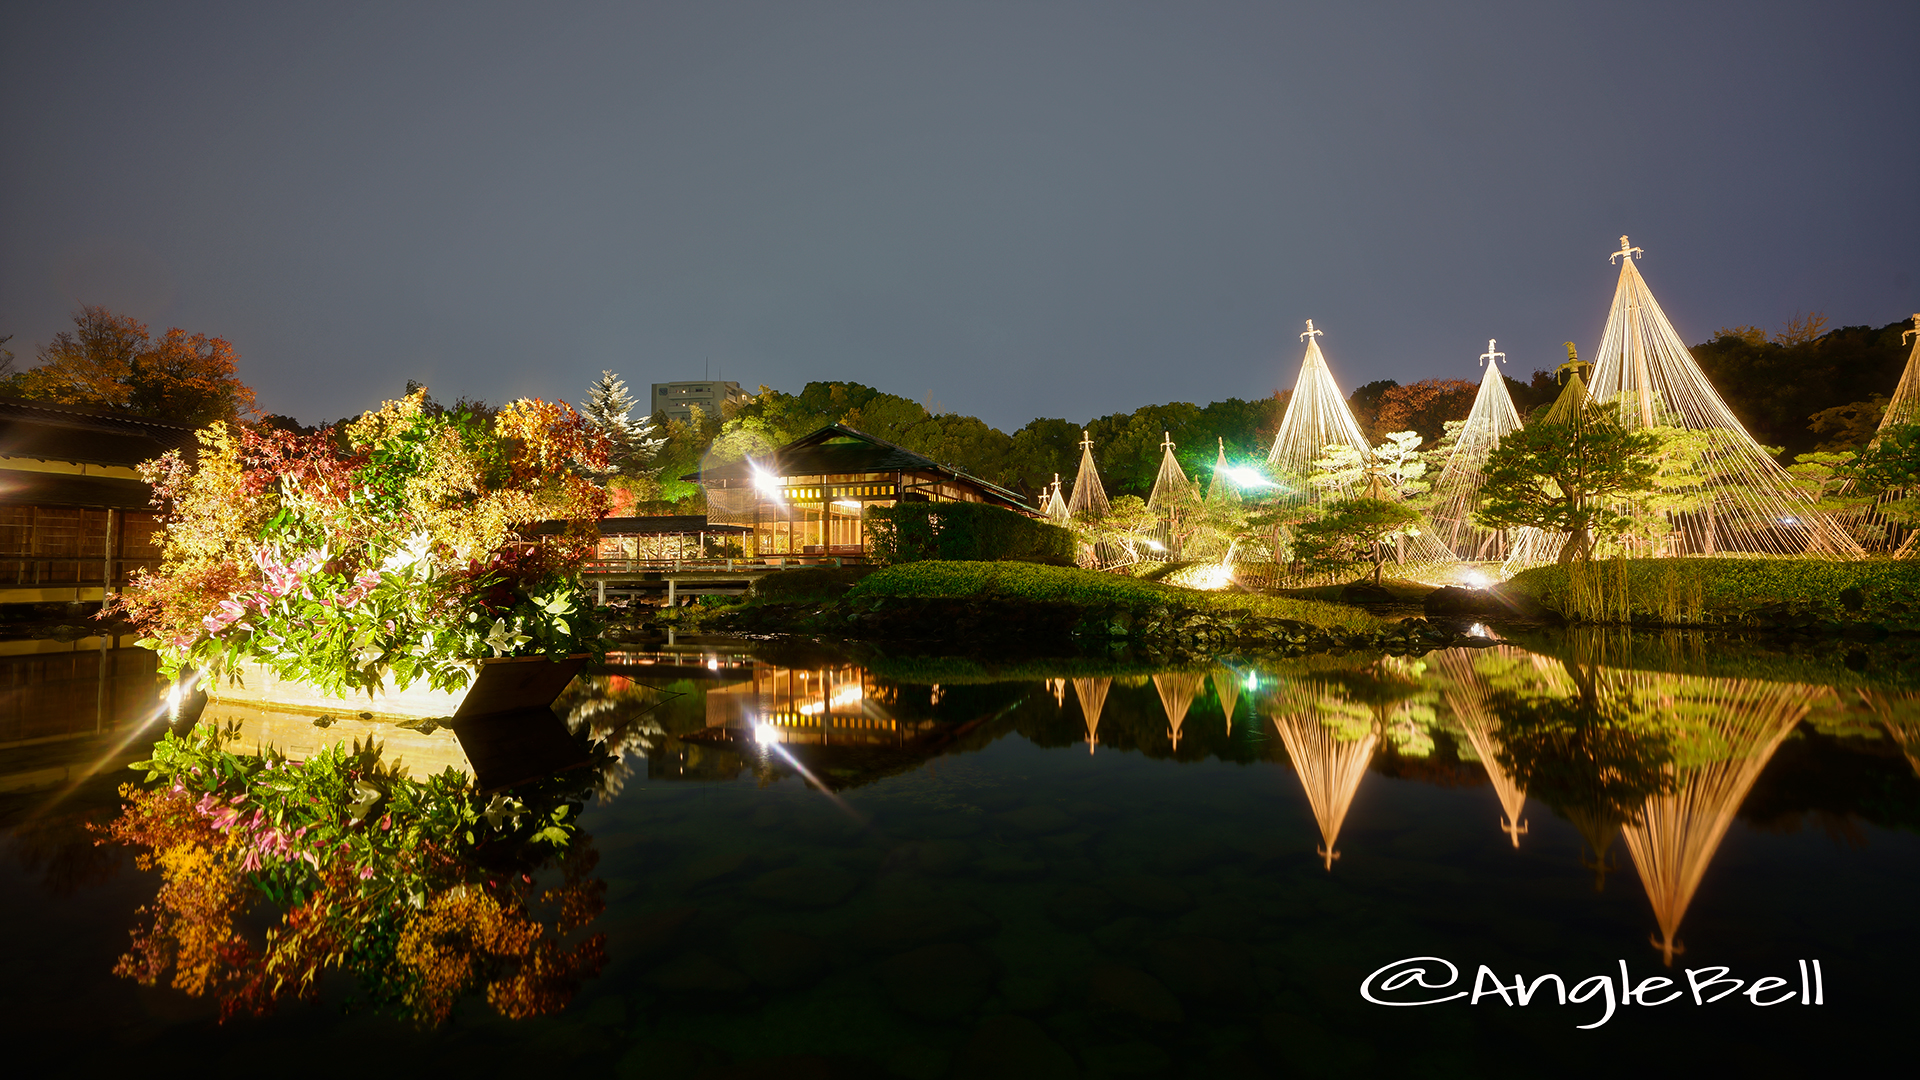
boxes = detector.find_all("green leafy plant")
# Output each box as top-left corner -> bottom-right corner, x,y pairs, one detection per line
111,390 -> 613,696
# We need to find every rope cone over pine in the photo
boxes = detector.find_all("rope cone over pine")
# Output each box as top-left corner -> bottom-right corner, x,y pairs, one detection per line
1267,321 -> 1372,504
1579,236 -> 1861,559
1429,339 -> 1526,559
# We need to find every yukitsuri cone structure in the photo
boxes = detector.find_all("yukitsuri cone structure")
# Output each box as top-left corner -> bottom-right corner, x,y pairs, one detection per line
1266,320 -> 1372,502
1145,433 -> 1193,557
1065,431 -> 1111,518
1502,358 -> 1592,568
1074,676 -> 1113,755
1841,315 -> 1920,555
1428,340 -> 1525,560
1434,648 -> 1531,847
1544,236 -> 1861,561
1042,474 -> 1070,526
1615,670 -> 1830,965
1153,671 -> 1206,751
1271,681 -> 1379,870
1207,438 -> 1241,507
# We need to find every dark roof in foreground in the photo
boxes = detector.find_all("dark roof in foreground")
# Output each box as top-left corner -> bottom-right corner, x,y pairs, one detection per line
0,398 -> 199,469
683,424 -> 1032,509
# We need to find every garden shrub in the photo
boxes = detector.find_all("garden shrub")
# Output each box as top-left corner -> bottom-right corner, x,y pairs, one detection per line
1505,557 -> 1920,626
863,502 -> 1074,566
751,566 -> 873,602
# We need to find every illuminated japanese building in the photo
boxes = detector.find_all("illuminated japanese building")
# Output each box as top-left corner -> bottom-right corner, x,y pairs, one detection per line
690,423 -> 1032,558
0,399 -> 189,605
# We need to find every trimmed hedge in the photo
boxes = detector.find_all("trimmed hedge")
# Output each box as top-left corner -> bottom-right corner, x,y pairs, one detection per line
864,501 -> 1074,565
844,560 -> 1381,630
1505,557 -> 1920,628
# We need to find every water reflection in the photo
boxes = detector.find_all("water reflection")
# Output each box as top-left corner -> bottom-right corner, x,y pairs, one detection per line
3,633 -> 1917,1065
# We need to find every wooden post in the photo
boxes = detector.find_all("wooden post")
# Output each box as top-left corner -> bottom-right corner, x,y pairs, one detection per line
667,578 -> 677,607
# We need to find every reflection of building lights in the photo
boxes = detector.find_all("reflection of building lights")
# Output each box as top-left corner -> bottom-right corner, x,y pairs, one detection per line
1467,622 -> 1491,639
1244,672 -> 1258,692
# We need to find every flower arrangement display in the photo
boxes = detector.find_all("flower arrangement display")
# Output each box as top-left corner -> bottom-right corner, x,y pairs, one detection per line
114,390 -> 613,696
99,723 -> 607,1025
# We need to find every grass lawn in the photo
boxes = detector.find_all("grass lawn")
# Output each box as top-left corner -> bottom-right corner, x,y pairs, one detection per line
844,561 -> 1384,632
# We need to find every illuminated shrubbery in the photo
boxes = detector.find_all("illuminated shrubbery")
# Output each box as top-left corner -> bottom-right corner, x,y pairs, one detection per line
112,390 -> 613,695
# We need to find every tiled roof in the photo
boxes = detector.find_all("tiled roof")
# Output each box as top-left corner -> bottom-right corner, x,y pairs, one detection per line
0,398 -> 197,469
685,424 -> 1031,509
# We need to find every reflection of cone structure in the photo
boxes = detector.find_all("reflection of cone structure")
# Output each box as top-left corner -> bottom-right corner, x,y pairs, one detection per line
1429,341 -> 1525,560
1616,673 -> 1830,965
1859,689 -> 1920,775
1266,322 -> 1371,503
1435,648 -> 1529,846
1046,677 -> 1067,709
1272,686 -> 1379,870
1153,671 -> 1205,751
1073,677 -> 1112,755
1212,667 -> 1243,736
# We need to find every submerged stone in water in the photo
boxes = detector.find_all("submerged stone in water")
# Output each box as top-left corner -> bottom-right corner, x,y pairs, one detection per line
649,952 -> 752,993
860,900 -> 998,953
1103,874 -> 1193,914
747,865 -> 861,908
956,1015 -> 1078,1080
735,927 -> 828,989
1087,963 -> 1185,1023
996,804 -> 1074,833
876,942 -> 995,1020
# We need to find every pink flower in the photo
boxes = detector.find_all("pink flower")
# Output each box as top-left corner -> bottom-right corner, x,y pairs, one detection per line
202,598 -> 252,635
358,865 -> 375,880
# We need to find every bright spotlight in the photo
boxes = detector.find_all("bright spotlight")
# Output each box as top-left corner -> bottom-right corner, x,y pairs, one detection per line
1223,466 -> 1275,489
1144,539 -> 1166,552
1464,570 -> 1490,589
754,722 -> 779,745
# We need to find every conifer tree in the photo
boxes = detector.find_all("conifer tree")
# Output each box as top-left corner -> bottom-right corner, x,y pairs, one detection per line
582,370 -> 664,470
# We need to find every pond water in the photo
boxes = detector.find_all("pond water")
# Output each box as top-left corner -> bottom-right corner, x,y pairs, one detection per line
2,632 -> 1916,1076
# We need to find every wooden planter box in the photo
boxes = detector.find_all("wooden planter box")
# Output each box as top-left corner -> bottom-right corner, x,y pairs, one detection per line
201,654 -> 591,791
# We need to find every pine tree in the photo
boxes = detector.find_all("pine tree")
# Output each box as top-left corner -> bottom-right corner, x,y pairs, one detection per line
582,370 -> 664,470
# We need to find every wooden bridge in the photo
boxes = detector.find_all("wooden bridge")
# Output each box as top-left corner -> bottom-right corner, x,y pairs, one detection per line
582,556 -> 855,606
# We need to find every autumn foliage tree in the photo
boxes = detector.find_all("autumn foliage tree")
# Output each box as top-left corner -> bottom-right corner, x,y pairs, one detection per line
13,305 -> 256,427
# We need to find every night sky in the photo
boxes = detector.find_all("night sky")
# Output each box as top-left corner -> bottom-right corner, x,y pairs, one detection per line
3,1 -> 1916,431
